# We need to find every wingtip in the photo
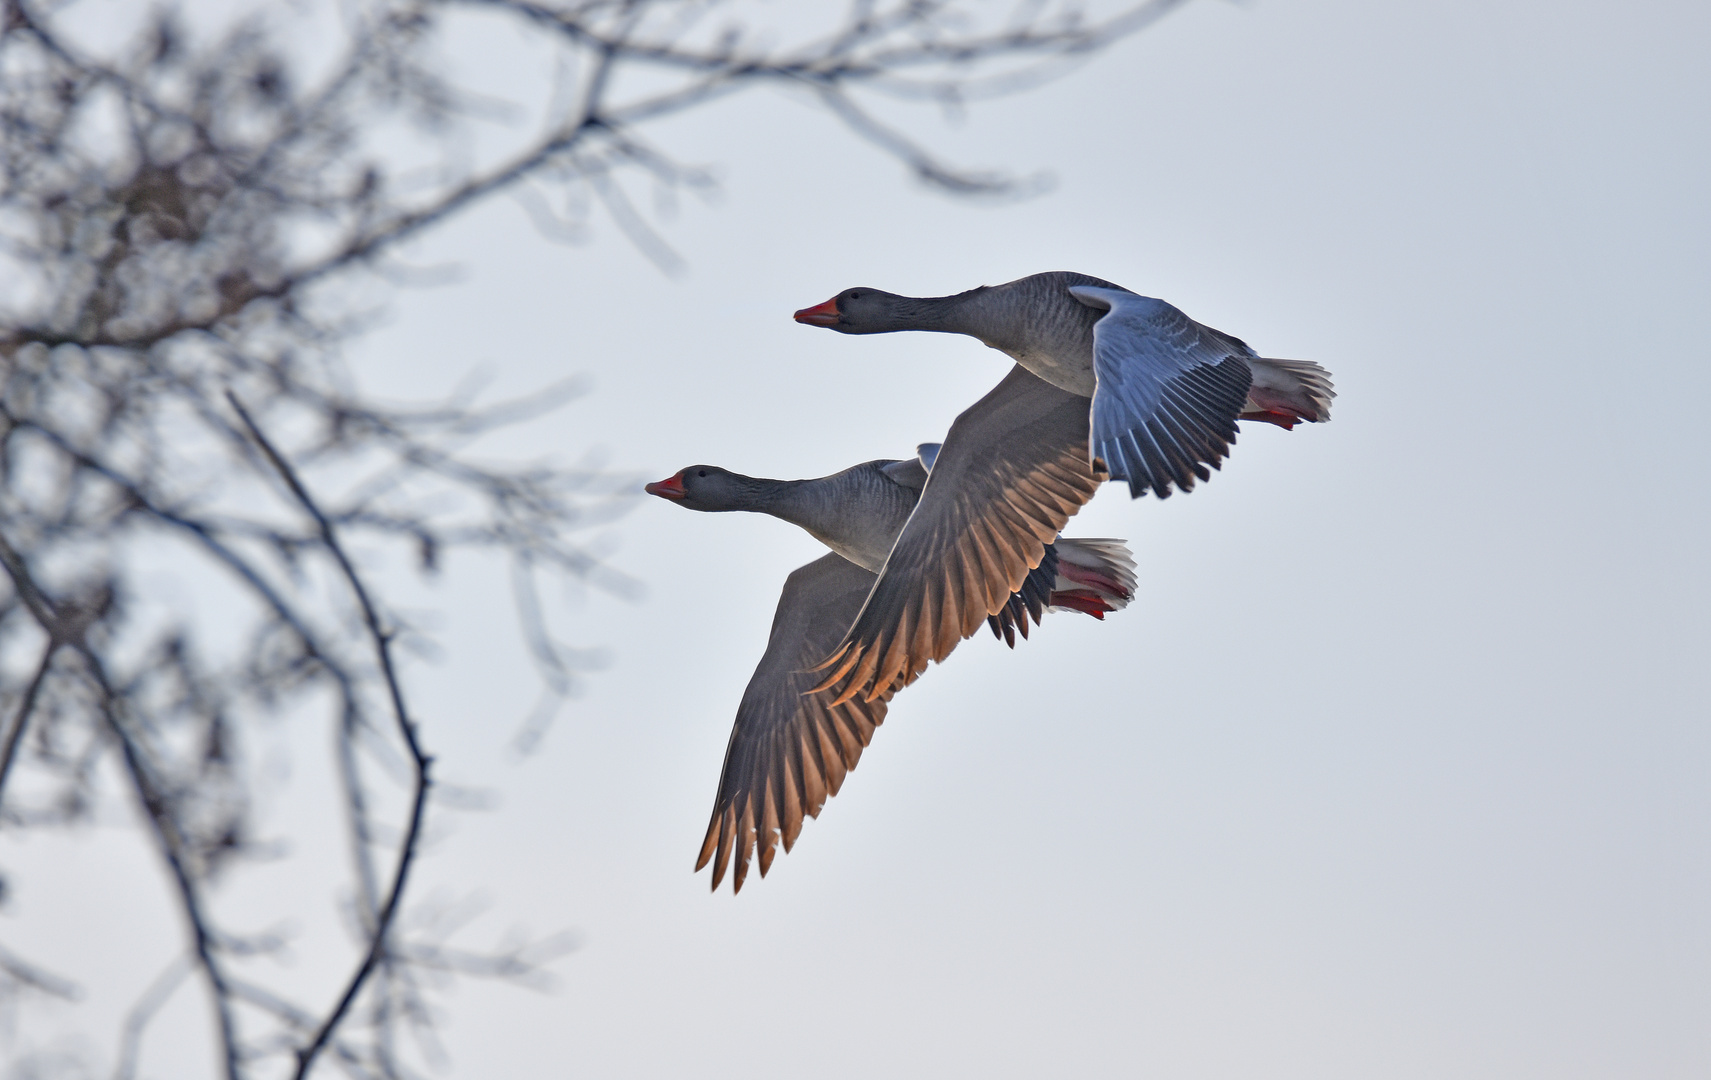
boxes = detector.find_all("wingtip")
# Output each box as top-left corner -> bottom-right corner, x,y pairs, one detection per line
695,813 -> 720,872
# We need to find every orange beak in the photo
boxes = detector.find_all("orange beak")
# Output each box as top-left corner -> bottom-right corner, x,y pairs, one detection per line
792,297 -> 841,327
645,471 -> 686,500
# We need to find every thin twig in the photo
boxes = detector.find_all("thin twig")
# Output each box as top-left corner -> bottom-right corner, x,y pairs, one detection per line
80,647 -> 244,1080
226,978 -> 381,1080
0,941 -> 81,1001
0,528 -> 55,627
225,394 -> 433,1080
112,956 -> 193,1080
0,639 -> 54,815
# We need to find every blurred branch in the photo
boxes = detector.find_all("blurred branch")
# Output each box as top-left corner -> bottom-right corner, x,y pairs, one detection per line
0,527 -> 104,815
112,957 -> 192,1080
0,0 -> 1186,1074
0,941 -> 81,1002
0,638 -> 54,812
86,636 -> 243,1080
224,393 -> 433,1080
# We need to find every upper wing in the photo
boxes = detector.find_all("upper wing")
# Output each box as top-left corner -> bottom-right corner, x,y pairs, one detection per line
812,365 -> 1106,705
695,552 -> 892,894
1069,285 -> 1254,499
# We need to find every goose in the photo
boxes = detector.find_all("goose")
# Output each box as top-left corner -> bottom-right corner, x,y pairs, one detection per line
647,444 -> 1135,893
789,273 -> 1333,708
793,270 -> 1335,499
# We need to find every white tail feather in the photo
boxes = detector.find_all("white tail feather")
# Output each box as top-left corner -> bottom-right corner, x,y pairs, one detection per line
1247,357 -> 1335,422
1052,537 -> 1136,610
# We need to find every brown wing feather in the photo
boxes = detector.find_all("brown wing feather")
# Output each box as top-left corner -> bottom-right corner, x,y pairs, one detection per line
812,365 -> 1106,706
696,553 -> 895,894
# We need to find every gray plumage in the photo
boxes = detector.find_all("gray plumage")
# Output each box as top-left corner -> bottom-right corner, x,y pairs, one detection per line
648,441 -> 1133,893
661,458 -> 923,573
794,270 -> 1335,499
811,365 -> 1111,706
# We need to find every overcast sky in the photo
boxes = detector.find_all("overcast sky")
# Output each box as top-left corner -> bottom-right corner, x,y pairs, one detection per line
6,1 -> 1709,1077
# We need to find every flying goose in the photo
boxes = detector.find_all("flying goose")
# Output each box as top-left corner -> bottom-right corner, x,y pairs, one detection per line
647,444 -> 1134,892
793,270 -> 1334,499
789,273 -> 1332,703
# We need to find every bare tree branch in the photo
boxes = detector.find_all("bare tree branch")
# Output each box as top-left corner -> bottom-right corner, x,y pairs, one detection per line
84,647 -> 244,1080
0,941 -> 82,1002
111,957 -> 193,1080
224,393 -> 434,1080
0,639 -> 55,812
0,0 -> 1187,1074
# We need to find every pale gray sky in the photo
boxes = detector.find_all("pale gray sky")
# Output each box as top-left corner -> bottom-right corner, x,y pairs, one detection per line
6,1 -> 1708,1077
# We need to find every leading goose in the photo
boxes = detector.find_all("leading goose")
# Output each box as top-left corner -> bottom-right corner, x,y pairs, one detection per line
790,273 -> 1333,706
794,270 -> 1335,499
647,445 -> 1135,893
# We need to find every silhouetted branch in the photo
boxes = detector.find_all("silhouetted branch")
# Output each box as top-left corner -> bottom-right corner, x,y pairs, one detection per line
0,0 -> 1186,1074
0,941 -> 81,1002
0,638 -> 54,812
85,647 -> 243,1080
112,957 -> 193,1080
225,393 -> 434,1080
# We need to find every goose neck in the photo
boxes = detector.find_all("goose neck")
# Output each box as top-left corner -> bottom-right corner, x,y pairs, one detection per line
751,478 -> 829,531
891,287 -> 991,337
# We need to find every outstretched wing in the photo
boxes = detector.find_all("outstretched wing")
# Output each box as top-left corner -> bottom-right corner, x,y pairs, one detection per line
1069,285 -> 1254,499
812,365 -> 1106,705
696,553 -> 892,894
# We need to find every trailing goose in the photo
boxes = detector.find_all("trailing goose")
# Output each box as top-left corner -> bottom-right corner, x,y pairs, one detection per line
647,444 -> 1135,893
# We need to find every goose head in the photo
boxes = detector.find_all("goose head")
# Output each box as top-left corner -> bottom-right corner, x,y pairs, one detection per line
792,288 -> 913,334
645,466 -> 762,512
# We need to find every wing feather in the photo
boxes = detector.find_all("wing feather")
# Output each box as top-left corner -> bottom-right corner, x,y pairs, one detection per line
697,382 -> 1120,889
696,553 -> 893,893
1068,286 -> 1254,500
812,366 -> 1106,705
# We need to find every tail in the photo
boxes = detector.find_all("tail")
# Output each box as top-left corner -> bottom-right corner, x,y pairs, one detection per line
984,538 -> 1136,646
1050,538 -> 1135,618
1241,358 -> 1335,430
